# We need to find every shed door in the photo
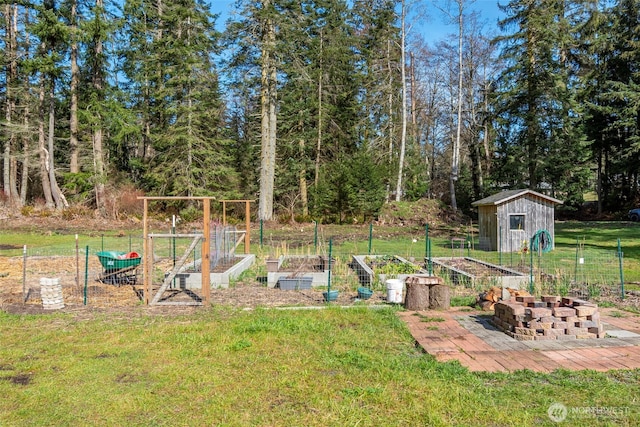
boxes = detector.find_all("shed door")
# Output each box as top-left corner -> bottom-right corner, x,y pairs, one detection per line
507,213 -> 527,252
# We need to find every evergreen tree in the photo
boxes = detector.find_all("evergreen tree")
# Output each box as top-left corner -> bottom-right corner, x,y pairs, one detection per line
492,0 -> 589,206
120,0 -> 233,198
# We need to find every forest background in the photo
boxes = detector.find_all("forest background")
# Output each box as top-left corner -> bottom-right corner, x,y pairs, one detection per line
1,0 -> 639,223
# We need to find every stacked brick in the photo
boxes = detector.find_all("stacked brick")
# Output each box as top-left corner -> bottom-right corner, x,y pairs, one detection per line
493,296 -> 603,341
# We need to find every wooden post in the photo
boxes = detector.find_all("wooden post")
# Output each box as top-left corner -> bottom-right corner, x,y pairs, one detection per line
222,200 -> 226,226
143,198 -> 149,305
244,200 -> 251,254
202,198 -> 211,305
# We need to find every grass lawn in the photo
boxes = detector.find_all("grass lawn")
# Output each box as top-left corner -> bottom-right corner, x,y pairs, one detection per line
0,307 -> 638,426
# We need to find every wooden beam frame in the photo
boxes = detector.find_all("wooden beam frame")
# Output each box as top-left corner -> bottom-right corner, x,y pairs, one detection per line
220,199 -> 253,254
138,196 -> 218,305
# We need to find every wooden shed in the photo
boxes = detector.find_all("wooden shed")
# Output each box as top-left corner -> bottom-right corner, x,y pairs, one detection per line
472,189 -> 563,253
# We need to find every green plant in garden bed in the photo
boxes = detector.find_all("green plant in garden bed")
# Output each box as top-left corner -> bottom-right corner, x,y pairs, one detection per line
364,255 -> 421,276
1,307 -> 639,426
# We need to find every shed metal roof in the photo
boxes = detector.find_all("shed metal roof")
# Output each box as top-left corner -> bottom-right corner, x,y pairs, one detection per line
471,189 -> 563,206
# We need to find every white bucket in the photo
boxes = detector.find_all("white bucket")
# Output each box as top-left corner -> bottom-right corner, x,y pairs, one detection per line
386,279 -> 404,304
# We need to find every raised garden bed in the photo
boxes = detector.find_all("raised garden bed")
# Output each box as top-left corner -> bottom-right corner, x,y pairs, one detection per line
170,254 -> 256,290
429,257 -> 527,289
266,255 -> 331,288
351,255 -> 427,286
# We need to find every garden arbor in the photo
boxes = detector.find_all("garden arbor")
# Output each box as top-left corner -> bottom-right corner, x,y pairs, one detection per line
138,197 -> 253,306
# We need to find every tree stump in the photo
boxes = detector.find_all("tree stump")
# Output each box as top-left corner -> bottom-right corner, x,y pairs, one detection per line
429,284 -> 451,310
404,275 -> 443,311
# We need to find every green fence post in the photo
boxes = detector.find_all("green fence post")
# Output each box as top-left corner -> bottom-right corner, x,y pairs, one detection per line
314,221 -> 318,253
22,245 -> 27,302
172,216 -> 176,287
326,239 -> 333,304
84,245 -> 89,305
260,219 -> 263,248
424,224 -> 429,259
574,237 -> 580,282
368,223 -> 373,254
529,238 -> 534,294
618,238 -> 625,299
428,239 -> 433,275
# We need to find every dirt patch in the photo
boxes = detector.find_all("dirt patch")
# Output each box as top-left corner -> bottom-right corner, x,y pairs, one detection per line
208,283 -> 388,308
377,199 -> 468,230
3,373 -> 32,386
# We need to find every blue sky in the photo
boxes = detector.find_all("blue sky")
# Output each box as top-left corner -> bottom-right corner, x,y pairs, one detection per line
209,0 -> 506,42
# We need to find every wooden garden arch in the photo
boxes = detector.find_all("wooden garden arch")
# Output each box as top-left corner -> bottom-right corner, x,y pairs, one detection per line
220,199 -> 253,255
138,197 -> 253,306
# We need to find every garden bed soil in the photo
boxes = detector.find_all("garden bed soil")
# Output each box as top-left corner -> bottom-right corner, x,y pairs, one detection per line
432,257 -> 524,277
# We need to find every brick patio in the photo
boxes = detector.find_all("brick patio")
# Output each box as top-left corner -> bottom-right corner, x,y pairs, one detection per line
399,307 -> 640,372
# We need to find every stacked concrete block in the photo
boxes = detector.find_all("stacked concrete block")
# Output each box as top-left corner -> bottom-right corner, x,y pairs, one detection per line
40,277 -> 65,310
493,295 -> 603,341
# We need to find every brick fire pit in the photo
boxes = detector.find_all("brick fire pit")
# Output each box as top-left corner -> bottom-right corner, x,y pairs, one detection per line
493,296 -> 604,341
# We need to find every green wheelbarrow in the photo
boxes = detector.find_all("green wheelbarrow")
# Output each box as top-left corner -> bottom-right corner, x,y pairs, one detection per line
96,251 -> 141,286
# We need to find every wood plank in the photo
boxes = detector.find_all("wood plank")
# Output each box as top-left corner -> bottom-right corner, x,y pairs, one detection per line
150,235 -> 203,305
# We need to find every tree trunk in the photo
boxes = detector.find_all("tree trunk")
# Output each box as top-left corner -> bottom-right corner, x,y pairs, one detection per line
395,0 -> 408,202
314,32 -> 323,189
69,0 -> 79,174
3,4 -> 20,206
20,8 -> 32,206
47,81 -> 67,210
259,0 -> 277,221
405,275 -> 444,310
299,138 -> 308,217
450,1 -> 464,211
404,283 -> 430,311
429,284 -> 451,310
20,104 -> 30,206
38,73 -> 54,208
93,0 -> 106,216
386,39 -> 393,203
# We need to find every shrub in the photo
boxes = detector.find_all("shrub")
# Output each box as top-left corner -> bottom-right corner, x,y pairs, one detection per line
104,184 -> 144,219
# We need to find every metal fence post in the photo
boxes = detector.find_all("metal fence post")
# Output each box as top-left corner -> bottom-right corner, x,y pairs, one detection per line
326,239 -> 333,303
529,238 -> 534,294
260,219 -> 263,248
314,220 -> 318,253
424,224 -> 429,260
22,245 -> 27,303
84,245 -> 89,305
618,238 -> 625,299
368,223 -> 373,254
428,239 -> 433,275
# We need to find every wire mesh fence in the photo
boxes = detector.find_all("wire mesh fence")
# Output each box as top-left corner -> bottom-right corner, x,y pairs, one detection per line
0,222 -> 631,309
1,224 -> 246,308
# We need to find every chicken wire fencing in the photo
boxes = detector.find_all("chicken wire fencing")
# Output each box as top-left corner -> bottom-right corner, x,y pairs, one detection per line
6,224 -> 239,308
